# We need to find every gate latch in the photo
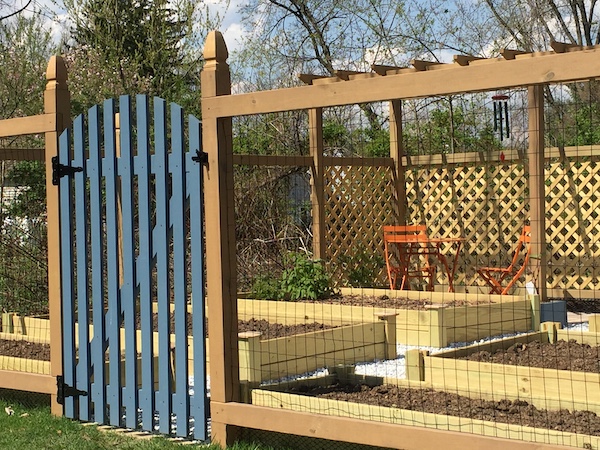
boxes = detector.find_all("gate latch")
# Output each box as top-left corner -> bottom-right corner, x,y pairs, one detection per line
52,156 -> 83,186
56,375 -> 87,405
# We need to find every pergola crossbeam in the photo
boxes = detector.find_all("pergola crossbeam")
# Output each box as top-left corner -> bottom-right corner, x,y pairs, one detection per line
298,74 -> 329,85
371,64 -> 404,76
411,59 -> 444,71
550,40 -> 583,53
501,49 -> 528,60
453,55 -> 486,66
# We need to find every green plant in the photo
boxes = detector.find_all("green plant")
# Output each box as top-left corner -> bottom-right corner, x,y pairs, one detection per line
280,252 -> 335,300
338,246 -> 385,288
250,274 -> 282,300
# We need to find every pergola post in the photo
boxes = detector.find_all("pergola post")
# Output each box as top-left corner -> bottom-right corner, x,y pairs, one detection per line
201,31 -> 241,445
527,85 -> 548,302
389,99 -> 407,224
309,108 -> 325,259
44,55 -> 71,415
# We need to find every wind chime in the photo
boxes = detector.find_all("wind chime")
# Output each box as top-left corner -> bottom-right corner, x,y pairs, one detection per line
492,93 -> 510,141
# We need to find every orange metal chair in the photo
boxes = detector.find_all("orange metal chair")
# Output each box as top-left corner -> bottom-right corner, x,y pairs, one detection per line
477,225 -> 532,295
383,225 -> 437,291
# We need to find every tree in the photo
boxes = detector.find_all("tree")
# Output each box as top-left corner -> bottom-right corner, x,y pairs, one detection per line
63,0 -> 219,116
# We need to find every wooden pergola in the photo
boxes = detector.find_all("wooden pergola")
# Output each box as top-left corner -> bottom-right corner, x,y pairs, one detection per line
202,30 -> 600,448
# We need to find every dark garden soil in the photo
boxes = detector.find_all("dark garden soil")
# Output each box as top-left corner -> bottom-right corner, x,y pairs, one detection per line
458,339 -> 600,373
139,315 -> 337,339
286,382 -> 600,436
0,318 -> 336,363
300,294 -> 494,309
0,339 -> 50,361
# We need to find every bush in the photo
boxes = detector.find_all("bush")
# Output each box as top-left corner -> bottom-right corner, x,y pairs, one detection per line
280,253 -> 335,300
249,252 -> 335,301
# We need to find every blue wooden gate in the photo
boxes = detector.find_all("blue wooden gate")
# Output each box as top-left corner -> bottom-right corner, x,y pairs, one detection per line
56,95 -> 208,439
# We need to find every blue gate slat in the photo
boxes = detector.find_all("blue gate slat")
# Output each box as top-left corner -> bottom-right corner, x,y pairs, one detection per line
59,128 -> 77,419
103,99 -> 123,427
169,103 -> 190,437
118,96 -> 139,429
187,115 -> 208,440
87,105 -> 107,422
153,97 -> 173,434
134,95 -> 155,431
73,115 -> 91,421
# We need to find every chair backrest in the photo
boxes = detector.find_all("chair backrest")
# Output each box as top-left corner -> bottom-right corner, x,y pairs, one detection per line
383,225 -> 428,244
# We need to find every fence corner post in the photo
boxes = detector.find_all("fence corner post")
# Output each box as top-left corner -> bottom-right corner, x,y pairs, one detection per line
589,314 -> 600,333
405,349 -> 428,382
529,294 -> 541,331
375,311 -> 397,359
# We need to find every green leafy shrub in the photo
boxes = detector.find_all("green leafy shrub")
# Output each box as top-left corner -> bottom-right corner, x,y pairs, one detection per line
280,253 -> 335,300
250,274 -> 283,300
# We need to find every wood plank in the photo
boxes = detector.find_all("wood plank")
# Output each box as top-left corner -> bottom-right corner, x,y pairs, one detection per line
0,356 -> 51,374
232,154 -> 313,166
0,114 -> 57,137
261,323 -> 383,358
202,48 -> 600,117
0,370 -> 55,394
212,400 -> 573,450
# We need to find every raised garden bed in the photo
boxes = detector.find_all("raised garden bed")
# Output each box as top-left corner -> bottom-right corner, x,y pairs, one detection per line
406,321 -> 600,415
240,287 -> 535,347
0,314 -> 397,383
251,368 -> 600,448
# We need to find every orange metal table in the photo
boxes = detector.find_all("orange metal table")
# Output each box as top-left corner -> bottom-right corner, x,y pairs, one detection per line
384,235 -> 463,292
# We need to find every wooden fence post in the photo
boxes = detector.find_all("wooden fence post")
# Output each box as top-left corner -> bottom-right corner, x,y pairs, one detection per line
45,55 -> 70,416
375,312 -> 397,359
201,30 -> 241,446
309,108 -> 325,259
390,99 -> 406,223
589,314 -> 600,333
405,349 -> 428,381
527,85 -> 548,303
238,331 -> 262,385
529,294 -> 541,331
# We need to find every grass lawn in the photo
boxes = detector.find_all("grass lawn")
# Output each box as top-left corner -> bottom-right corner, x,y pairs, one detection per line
0,397 -> 287,450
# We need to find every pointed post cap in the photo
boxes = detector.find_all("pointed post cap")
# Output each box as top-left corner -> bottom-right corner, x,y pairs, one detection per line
203,31 -> 229,65
46,55 -> 68,83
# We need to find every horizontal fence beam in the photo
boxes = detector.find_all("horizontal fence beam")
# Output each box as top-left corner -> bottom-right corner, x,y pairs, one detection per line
0,370 -> 55,394
0,148 -> 45,161
0,114 -> 58,138
231,146 -> 599,168
203,47 -> 600,117
211,402 -> 568,450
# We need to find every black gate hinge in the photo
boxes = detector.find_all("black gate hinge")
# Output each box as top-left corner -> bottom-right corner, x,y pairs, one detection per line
52,156 -> 83,186
56,375 -> 87,405
191,150 -> 209,165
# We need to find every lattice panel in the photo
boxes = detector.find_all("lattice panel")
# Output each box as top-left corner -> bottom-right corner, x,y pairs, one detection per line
325,165 -> 399,286
546,158 -> 600,291
405,163 -> 528,289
